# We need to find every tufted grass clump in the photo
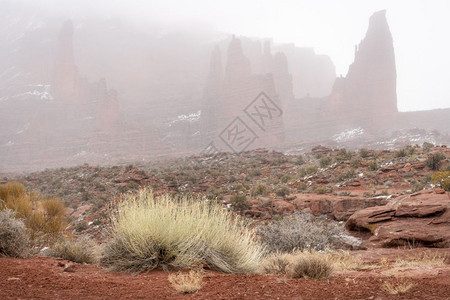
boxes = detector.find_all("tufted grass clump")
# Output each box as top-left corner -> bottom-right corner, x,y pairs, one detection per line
100,189 -> 264,274
47,236 -> 98,264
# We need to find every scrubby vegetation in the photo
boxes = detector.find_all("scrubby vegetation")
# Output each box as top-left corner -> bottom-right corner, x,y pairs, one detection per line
168,270 -> 204,294
0,209 -> 29,257
0,182 -> 66,248
100,189 -> 264,274
257,212 -> 342,253
47,236 -> 98,264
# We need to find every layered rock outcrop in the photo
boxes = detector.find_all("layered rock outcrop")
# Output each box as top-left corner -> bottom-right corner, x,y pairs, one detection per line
346,190 -> 450,248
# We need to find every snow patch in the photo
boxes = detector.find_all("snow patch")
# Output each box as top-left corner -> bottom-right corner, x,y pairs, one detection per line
333,127 -> 364,142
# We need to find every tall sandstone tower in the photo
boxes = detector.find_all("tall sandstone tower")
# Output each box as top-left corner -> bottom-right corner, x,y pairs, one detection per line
330,10 -> 397,129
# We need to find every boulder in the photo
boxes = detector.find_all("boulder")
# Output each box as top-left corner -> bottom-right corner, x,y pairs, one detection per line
346,191 -> 450,248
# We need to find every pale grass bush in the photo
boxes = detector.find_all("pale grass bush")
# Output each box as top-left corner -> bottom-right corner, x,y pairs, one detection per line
168,270 -> 203,294
47,236 -> 98,264
260,253 -> 292,274
100,189 -> 264,273
261,251 -> 332,279
290,255 -> 332,279
0,209 -> 30,257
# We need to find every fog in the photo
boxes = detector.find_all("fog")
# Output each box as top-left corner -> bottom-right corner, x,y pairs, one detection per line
1,0 -> 450,172
8,0 -> 450,111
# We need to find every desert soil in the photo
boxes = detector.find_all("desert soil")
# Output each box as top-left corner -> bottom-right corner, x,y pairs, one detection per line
1,248 -> 449,300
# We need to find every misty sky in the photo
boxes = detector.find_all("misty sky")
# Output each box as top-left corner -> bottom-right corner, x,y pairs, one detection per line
8,0 -> 450,112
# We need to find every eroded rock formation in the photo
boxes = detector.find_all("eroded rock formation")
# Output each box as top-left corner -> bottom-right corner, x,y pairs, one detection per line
330,10 -> 398,128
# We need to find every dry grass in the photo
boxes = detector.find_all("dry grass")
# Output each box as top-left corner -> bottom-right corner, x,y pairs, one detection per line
168,270 -> 204,294
382,280 -> 414,295
260,253 -> 291,274
100,189 -> 264,274
261,251 -> 333,279
393,250 -> 447,268
290,254 -> 332,279
47,236 -> 98,264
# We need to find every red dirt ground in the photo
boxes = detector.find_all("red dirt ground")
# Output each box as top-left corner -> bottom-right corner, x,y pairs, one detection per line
1,249 -> 449,300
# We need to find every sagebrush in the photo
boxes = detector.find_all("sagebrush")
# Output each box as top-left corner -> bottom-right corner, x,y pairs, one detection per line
0,209 -> 29,257
257,212 -> 343,253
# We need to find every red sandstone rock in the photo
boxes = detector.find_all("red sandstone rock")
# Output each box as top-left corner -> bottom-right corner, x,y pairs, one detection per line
346,192 -> 450,248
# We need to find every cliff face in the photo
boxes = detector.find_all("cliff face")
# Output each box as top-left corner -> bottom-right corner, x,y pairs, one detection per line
51,20 -> 120,133
201,37 -> 285,152
330,10 -> 397,127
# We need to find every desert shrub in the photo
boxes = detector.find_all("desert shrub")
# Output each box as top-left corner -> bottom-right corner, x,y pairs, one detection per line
47,236 -> 98,264
299,165 -> 317,177
368,160 -> 378,171
335,148 -> 352,162
426,152 -> 446,170
276,186 -> 290,198
431,171 -> 450,191
350,157 -> 362,168
205,187 -> 223,201
100,189 -> 264,274
0,209 -> 29,257
168,270 -> 203,294
319,157 -> 333,168
422,142 -> 434,152
295,155 -> 305,166
0,182 -> 66,245
335,169 -> 356,182
251,183 -> 269,197
257,212 -> 342,253
290,253 -> 332,279
260,253 -> 291,275
315,186 -> 333,194
359,148 -> 370,158
230,193 -> 249,211
395,145 -> 415,158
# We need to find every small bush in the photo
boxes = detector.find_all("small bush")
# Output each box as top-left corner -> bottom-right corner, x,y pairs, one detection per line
276,186 -> 290,198
359,148 -> 370,158
0,182 -> 66,245
368,160 -> 378,171
295,155 -> 305,166
260,253 -> 291,275
422,142 -> 434,152
336,149 -> 352,162
168,270 -> 203,294
100,189 -> 264,274
257,212 -> 342,253
0,210 -> 29,257
335,169 -> 356,182
350,157 -> 362,168
230,193 -> 249,211
426,153 -> 446,170
319,157 -> 333,168
47,236 -> 98,264
431,171 -> 450,191
290,254 -> 332,279
251,184 -> 269,197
